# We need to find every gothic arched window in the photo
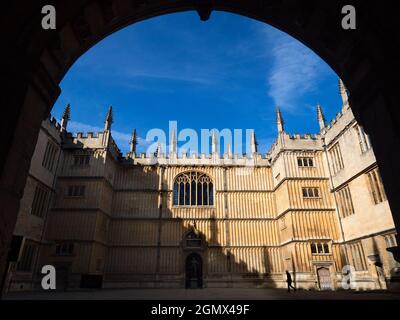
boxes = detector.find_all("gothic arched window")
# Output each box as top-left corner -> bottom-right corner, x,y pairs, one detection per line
173,171 -> 214,206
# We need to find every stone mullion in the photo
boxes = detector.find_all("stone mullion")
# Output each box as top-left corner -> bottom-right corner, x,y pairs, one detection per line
223,167 -> 231,274
155,166 -> 165,278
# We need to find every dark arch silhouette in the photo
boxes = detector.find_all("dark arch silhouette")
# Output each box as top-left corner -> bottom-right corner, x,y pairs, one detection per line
1,0 -> 400,285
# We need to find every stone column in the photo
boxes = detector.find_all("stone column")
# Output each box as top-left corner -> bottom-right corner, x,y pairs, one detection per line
0,60 -> 60,293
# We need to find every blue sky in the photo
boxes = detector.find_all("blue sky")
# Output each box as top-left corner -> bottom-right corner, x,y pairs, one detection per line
52,11 -> 342,155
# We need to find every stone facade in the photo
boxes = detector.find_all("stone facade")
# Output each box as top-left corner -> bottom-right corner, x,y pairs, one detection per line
6,83 -> 399,291
5,118 -> 62,291
2,0 -> 400,294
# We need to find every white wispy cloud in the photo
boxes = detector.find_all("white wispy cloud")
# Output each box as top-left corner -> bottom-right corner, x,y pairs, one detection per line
263,29 -> 329,112
68,121 -> 151,153
123,69 -> 216,85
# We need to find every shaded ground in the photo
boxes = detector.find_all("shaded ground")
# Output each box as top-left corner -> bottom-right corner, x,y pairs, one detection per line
4,288 -> 400,300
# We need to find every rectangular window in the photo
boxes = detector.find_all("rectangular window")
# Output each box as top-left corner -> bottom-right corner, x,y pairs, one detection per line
302,187 -> 320,198
337,185 -> 355,218
31,184 -> 50,218
297,157 -> 314,167
366,168 -> 387,204
328,143 -> 344,175
354,124 -> 371,153
17,243 -> 38,272
311,243 -> 317,254
55,242 -> 74,256
42,140 -> 58,172
310,242 -> 330,255
73,154 -> 90,166
67,185 -> 85,197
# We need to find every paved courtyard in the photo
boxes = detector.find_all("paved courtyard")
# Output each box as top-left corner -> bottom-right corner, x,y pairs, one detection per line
4,288 -> 400,300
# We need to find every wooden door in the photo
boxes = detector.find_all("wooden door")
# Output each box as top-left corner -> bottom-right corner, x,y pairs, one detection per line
317,267 -> 332,290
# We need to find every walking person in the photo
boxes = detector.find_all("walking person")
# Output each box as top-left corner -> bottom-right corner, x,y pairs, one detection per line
286,270 -> 296,292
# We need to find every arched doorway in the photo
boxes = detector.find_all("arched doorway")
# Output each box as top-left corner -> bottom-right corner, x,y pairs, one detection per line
1,0 -> 400,286
185,253 -> 203,289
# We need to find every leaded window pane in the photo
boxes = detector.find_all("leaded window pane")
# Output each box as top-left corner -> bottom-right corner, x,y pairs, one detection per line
311,243 -> 317,254
197,183 -> 203,205
203,183 -> 208,206
173,182 -> 179,205
172,171 -> 214,206
191,180 -> 196,205
185,182 -> 190,206
179,183 -> 185,205
209,183 -> 214,205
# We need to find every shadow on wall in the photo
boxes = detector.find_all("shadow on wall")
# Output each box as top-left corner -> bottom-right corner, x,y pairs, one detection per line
27,141 -> 282,290
133,166 -> 278,289
104,162 -> 280,289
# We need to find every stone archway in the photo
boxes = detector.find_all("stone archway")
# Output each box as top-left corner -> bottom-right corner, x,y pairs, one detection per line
1,0 -> 400,284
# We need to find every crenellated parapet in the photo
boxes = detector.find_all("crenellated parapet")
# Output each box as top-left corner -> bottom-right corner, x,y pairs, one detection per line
316,79 -> 359,147
322,111 -> 344,132
268,132 -> 323,164
321,105 -> 356,147
48,116 -> 62,131
62,130 -> 122,160
123,151 -> 271,167
41,114 -> 63,143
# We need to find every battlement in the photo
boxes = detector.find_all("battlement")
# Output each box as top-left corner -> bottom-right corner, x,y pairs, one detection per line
41,114 -> 63,141
75,132 -> 99,138
48,115 -> 62,131
267,131 -> 323,163
63,130 -> 122,160
127,151 -> 270,160
321,106 -> 356,146
289,133 -> 321,140
123,151 -> 271,166
323,111 -> 345,133
65,131 -> 106,142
